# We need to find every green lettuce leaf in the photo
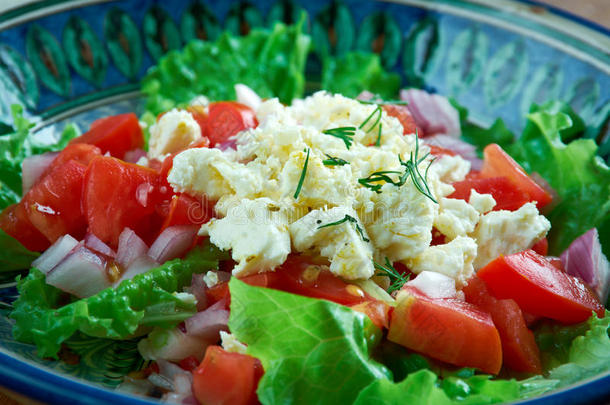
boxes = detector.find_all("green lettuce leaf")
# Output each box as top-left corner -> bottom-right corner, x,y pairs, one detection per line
0,228 -> 39,272
142,18 -> 310,115
535,311 -> 610,388
228,278 -> 391,405
321,51 -> 401,99
461,119 -> 514,155
10,243 -> 222,358
508,111 -> 610,255
0,105 -> 79,209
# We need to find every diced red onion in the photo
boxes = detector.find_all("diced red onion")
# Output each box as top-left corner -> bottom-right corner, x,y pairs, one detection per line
424,134 -> 483,170
123,149 -> 147,164
135,183 -> 154,208
32,234 -> 79,274
147,373 -> 174,391
84,233 -> 116,258
405,271 -> 457,299
21,152 -> 58,194
157,359 -> 186,381
115,255 -> 158,286
116,228 -> 149,268
46,245 -> 110,298
185,299 -> 229,340
356,91 -> 375,101
235,84 -> 262,111
560,228 -> 610,303
148,225 -> 199,264
400,89 -> 461,137
139,329 -> 212,362
189,274 -> 208,311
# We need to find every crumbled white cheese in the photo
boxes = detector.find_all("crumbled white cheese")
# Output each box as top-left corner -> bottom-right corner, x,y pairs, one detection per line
202,271 -> 219,288
148,109 -> 201,159
469,190 -> 496,214
406,236 -> 478,287
220,331 -> 248,355
471,202 -> 551,269
434,198 -> 480,240
201,198 -> 291,276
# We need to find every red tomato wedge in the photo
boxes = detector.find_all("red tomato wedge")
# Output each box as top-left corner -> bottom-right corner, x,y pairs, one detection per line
23,160 -> 87,243
427,144 -> 457,157
83,156 -> 160,247
478,250 -> 604,323
69,113 -> 144,159
388,288 -> 503,374
0,203 -> 50,251
531,237 -> 548,256
45,144 -> 102,175
382,104 -> 422,136
449,176 -> 530,211
481,144 -> 552,209
463,276 -> 542,374
206,102 -> 257,147
350,300 -> 392,329
160,194 -> 214,231
193,346 -> 263,405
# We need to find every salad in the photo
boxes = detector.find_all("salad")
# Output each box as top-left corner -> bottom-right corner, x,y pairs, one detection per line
1,19 -> 609,405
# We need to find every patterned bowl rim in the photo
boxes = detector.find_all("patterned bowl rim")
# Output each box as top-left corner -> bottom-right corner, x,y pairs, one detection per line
0,0 -> 609,404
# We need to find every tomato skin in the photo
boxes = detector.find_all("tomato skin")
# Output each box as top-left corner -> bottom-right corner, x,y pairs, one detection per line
427,144 -> 457,157
449,176 -> 530,211
23,160 -> 88,243
350,300 -> 392,329
45,144 -> 102,174
481,144 -> 552,209
178,355 -> 200,372
388,288 -> 503,374
463,276 -> 542,374
531,238 -> 548,256
69,113 -> 143,159
478,250 -> 604,323
193,346 -> 262,405
382,104 -> 422,136
205,102 -> 258,147
160,193 -> 214,231
0,203 -> 50,251
83,156 -> 160,247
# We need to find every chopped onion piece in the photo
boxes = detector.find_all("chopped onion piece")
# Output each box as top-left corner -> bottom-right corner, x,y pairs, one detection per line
123,149 -> 147,164
424,134 -> 483,170
405,271 -> 457,299
46,245 -> 110,298
235,84 -> 262,111
32,234 -> 79,274
148,225 -> 199,264
116,228 -> 148,268
356,91 -> 375,101
115,255 -> 158,286
560,228 -> 610,303
138,328 -> 212,362
400,89 -> 461,137
84,233 -> 116,258
185,299 -> 229,340
21,152 -> 58,194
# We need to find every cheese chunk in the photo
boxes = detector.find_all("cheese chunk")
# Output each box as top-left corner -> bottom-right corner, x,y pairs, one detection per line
148,109 -> 201,159
290,206 -> 374,280
472,202 -> 551,269
406,236 -> 478,287
434,198 -> 480,240
201,198 -> 290,276
469,190 -> 496,214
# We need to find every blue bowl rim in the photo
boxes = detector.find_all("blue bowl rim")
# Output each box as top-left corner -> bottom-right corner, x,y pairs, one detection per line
0,0 -> 608,404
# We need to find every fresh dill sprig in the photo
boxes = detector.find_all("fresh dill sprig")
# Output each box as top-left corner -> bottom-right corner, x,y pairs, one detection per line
359,105 -> 382,134
293,148 -> 310,199
358,98 -> 408,106
322,126 -> 356,149
374,257 -> 410,294
318,214 -> 370,243
357,135 -> 438,203
322,154 -> 349,166
375,122 -> 383,146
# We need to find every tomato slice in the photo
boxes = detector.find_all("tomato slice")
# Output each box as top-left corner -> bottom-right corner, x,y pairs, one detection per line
388,288 -> 503,374
193,346 -> 263,405
350,300 -> 392,329
83,156 -> 160,247
382,104 -> 422,136
531,237 -> 548,256
23,160 -> 87,243
45,144 -> 102,174
463,276 -> 542,374
69,113 -> 144,159
449,176 -> 530,211
205,102 -> 257,147
0,203 -> 50,251
478,250 -> 604,323
160,194 -> 214,231
427,144 -> 457,157
481,144 -> 552,209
